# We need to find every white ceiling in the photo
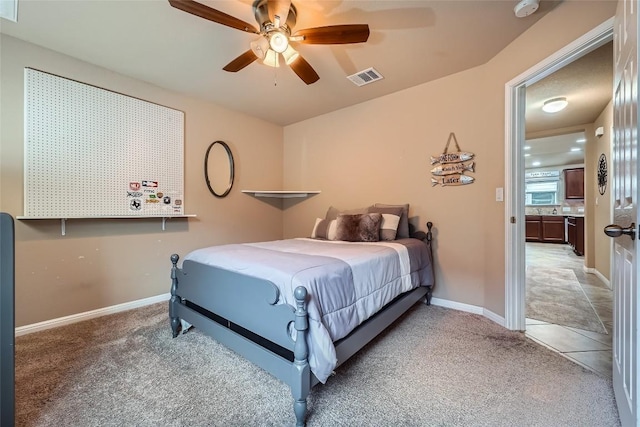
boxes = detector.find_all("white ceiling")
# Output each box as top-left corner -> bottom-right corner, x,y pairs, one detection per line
524,41 -> 613,169
1,0 -> 613,169
1,0 -> 562,126
524,131 -> 587,169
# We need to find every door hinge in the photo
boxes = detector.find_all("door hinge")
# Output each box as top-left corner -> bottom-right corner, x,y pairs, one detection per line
510,216 -> 516,224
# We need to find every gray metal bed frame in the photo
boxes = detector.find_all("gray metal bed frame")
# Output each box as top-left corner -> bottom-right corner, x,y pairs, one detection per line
169,223 -> 434,426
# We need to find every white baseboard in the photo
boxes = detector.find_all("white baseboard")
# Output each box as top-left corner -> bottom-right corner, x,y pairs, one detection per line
583,266 -> 611,289
15,293 -> 170,337
482,308 -> 506,327
431,297 -> 506,327
17,293 -> 509,337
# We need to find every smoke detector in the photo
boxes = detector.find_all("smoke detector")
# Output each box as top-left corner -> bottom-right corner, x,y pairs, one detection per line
514,0 -> 539,18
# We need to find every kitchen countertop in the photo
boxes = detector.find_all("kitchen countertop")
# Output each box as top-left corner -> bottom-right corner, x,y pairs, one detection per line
525,213 -> 584,217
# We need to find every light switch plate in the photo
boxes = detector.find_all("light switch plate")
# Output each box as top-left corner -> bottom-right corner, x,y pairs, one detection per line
495,187 -> 504,202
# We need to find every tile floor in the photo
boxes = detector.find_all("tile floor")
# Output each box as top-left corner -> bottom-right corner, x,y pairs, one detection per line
525,242 -> 613,378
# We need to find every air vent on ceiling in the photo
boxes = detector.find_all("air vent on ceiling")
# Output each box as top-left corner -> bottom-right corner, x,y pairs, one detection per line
347,67 -> 384,87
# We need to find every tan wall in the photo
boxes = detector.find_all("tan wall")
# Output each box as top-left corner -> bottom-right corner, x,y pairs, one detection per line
1,0 -> 616,327
589,100 -> 613,281
0,35 -> 285,327
282,1 -> 616,316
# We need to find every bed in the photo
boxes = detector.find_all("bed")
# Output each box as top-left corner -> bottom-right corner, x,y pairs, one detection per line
169,214 -> 435,426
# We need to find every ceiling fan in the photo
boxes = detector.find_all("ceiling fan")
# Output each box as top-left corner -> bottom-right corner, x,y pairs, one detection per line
168,0 -> 370,85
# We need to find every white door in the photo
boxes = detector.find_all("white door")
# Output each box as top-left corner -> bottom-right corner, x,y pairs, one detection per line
608,1 -> 640,425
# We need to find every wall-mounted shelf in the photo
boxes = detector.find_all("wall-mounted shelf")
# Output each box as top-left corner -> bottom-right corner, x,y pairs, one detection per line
241,190 -> 321,199
16,214 -> 197,236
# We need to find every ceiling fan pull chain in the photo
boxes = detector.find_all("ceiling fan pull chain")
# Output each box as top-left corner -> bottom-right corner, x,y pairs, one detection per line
274,56 -> 279,86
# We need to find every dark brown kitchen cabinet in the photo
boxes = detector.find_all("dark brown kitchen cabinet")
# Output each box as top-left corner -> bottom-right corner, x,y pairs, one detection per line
525,215 -> 542,242
567,216 -> 584,256
525,215 -> 565,243
541,215 -> 565,242
564,168 -> 585,199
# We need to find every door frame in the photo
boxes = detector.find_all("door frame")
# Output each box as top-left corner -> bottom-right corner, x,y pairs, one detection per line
504,18 -> 614,331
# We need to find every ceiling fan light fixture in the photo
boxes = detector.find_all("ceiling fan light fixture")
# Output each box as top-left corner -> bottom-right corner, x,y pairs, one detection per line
250,37 -> 270,60
263,49 -> 280,67
542,97 -> 568,113
269,31 -> 289,53
282,45 -> 299,65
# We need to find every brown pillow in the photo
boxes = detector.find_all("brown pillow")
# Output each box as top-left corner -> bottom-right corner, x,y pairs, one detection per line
335,213 -> 382,242
374,203 -> 410,238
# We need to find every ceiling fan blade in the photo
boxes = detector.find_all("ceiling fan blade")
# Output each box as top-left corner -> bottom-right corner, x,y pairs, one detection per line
168,0 -> 259,33
223,50 -> 258,72
267,0 -> 291,27
289,55 -> 320,85
293,24 -> 370,45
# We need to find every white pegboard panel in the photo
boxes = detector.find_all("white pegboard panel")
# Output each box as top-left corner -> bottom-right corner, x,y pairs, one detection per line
24,68 -> 184,218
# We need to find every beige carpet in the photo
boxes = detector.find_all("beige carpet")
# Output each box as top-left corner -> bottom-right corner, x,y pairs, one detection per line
526,266 -> 607,334
14,302 -> 620,426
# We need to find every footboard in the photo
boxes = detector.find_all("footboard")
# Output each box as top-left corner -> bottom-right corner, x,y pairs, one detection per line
169,254 -> 311,426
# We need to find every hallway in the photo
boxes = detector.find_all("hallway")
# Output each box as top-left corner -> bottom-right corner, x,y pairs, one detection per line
524,242 -> 613,378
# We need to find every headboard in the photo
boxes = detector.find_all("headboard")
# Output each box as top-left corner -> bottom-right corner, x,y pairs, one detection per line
0,212 -> 15,426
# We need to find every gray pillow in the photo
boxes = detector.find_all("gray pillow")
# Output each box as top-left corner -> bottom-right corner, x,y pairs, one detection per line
367,205 -> 403,240
335,213 -> 382,242
311,218 -> 337,240
374,203 -> 410,238
325,205 -> 371,221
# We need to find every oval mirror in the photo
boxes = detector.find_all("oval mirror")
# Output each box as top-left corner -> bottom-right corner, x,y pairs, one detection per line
204,141 -> 235,198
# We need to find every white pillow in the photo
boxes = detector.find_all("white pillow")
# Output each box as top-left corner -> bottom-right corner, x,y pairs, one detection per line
380,214 -> 401,241
311,218 -> 338,240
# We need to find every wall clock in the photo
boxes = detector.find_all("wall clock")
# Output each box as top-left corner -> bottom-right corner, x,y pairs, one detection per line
597,153 -> 607,195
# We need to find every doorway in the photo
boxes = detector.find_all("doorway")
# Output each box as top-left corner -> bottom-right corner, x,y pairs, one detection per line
504,19 -> 614,351
520,41 -> 614,376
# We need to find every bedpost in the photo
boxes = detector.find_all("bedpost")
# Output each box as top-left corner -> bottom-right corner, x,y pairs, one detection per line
292,286 -> 310,427
425,222 -> 434,306
169,254 -> 181,338
409,222 -> 435,305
